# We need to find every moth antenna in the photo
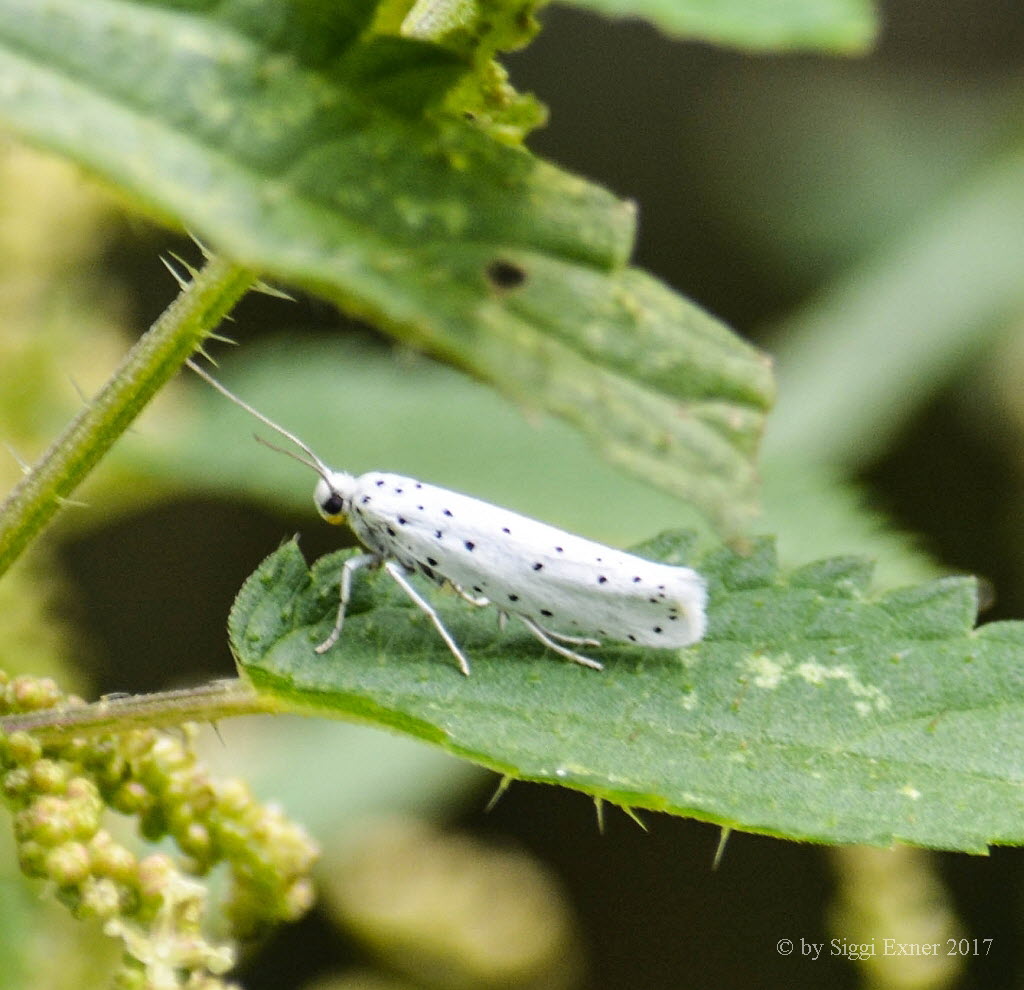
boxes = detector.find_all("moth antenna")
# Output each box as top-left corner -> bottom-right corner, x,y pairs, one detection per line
253,434 -> 326,476
186,358 -> 332,479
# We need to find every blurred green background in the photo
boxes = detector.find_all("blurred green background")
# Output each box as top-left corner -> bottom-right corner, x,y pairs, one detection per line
3,1 -> 1024,988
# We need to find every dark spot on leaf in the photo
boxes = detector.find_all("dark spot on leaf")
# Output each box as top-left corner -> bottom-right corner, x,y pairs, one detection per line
598,576 -> 608,584
485,258 -> 527,290
509,594 -> 519,602
540,609 -> 553,617
653,626 -> 663,634
427,557 -> 438,566
435,530 -> 443,539
532,562 -> 543,571
443,509 -> 453,517
502,527 -> 511,534
464,540 -> 475,551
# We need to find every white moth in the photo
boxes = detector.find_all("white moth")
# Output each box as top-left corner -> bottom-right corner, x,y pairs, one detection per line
189,360 -> 707,675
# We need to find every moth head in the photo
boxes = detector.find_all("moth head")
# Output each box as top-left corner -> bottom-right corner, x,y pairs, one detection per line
314,472 -> 356,525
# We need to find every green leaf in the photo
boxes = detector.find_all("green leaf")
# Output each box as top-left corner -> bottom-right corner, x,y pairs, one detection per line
565,0 -> 879,53
399,0 -> 547,137
0,0 -> 772,533
130,337 -> 709,547
119,339 -> 930,597
229,535 -> 1024,853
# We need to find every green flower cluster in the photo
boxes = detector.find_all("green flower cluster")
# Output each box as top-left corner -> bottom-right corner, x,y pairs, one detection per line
0,673 -> 319,989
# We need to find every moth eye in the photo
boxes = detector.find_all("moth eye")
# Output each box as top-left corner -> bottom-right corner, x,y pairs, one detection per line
321,493 -> 345,516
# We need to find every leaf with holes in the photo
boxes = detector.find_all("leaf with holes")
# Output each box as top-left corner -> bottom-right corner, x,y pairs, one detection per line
0,0 -> 772,532
229,533 -> 1024,853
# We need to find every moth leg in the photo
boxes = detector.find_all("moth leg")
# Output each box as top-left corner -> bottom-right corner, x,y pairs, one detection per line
316,552 -> 380,654
384,561 -> 472,676
533,622 -> 601,648
451,583 -> 490,608
518,616 -> 603,671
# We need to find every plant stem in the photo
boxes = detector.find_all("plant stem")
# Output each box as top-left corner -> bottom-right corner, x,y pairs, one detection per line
0,256 -> 257,578
0,678 -> 280,741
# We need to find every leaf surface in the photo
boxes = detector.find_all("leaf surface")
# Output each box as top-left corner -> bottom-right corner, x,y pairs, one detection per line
566,0 -> 878,52
0,0 -> 772,531
230,533 -> 1024,852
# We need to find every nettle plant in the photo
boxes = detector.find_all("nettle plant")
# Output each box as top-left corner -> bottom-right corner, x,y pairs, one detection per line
0,1 -> 1021,987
